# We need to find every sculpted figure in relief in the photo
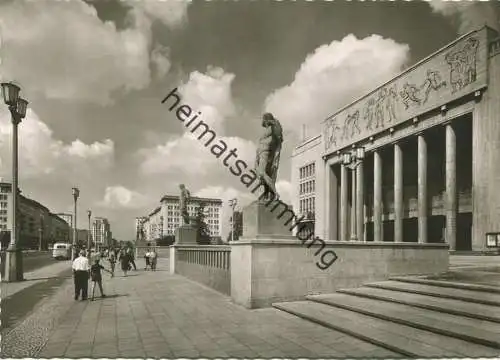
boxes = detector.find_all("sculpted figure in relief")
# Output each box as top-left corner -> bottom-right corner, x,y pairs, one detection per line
324,117 -> 341,150
400,83 -> 422,110
420,69 -> 447,104
445,37 -> 479,93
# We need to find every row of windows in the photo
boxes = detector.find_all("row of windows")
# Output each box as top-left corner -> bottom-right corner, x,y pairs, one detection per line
0,209 -> 6,215
0,202 -> 7,209
0,224 -> 6,229
300,163 -> 315,180
299,197 -> 315,216
167,204 -> 220,212
300,180 -> 315,195
0,187 -> 9,193
0,216 -> 7,223
166,211 -> 219,218
0,194 -> 8,200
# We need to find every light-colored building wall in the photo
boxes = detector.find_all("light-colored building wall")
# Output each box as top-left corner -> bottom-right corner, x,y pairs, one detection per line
472,29 -> 500,250
140,195 -> 223,243
291,135 -> 324,237
92,217 -> 111,247
161,195 -> 222,237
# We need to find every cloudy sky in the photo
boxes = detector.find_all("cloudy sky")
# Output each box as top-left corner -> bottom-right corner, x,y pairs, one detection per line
0,0 -> 498,240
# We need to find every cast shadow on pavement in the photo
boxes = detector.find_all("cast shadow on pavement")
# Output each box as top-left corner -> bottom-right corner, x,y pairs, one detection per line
23,275 -> 72,282
90,294 -> 128,301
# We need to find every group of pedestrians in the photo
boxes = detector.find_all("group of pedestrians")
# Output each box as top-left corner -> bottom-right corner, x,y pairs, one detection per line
144,248 -> 158,271
72,245 -> 160,301
72,250 -> 112,301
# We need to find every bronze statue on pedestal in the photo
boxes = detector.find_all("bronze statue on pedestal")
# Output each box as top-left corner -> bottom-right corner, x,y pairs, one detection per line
179,184 -> 191,225
255,112 -> 283,200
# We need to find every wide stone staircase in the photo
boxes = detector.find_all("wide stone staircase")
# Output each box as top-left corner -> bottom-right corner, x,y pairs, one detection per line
273,276 -> 500,358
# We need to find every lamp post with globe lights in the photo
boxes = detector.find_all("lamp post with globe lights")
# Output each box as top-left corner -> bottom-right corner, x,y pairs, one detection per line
1,82 -> 28,282
342,147 -> 365,242
71,187 -> 80,260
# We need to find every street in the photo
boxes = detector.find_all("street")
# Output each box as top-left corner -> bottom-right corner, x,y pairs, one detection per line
0,251 -> 56,278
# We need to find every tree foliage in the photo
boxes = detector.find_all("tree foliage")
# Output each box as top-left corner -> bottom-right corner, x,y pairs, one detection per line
157,235 -> 175,246
226,211 -> 243,242
194,202 -> 211,245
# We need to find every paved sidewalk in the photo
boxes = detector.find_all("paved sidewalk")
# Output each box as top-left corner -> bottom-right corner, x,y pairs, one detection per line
1,259 -> 71,298
449,255 -> 500,269
26,259 -> 399,358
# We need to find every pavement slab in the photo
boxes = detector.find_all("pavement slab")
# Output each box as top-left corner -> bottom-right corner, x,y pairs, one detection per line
2,258 -> 401,358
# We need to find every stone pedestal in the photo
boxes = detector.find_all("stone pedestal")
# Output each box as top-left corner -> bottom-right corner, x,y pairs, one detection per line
231,240 -> 449,309
241,199 -> 294,239
3,246 -> 24,282
175,225 -> 197,244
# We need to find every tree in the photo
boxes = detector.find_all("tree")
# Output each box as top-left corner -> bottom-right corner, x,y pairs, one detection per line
194,202 -> 211,245
226,211 -> 243,242
157,235 -> 175,246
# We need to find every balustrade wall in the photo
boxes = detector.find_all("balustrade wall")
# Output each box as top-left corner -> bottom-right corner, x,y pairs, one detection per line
173,245 -> 231,295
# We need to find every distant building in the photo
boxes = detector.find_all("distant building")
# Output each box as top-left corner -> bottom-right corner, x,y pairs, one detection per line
0,181 -> 70,249
76,229 -> 90,245
139,194 -> 223,243
135,216 -> 147,243
57,213 -> 73,228
92,217 -> 111,247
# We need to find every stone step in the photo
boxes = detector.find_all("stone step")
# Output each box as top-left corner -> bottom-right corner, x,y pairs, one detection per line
366,280 -> 500,307
273,301 -> 500,358
308,293 -> 500,349
390,276 -> 500,293
336,286 -> 500,323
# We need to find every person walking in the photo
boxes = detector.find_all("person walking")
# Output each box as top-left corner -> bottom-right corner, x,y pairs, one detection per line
144,248 -> 151,270
127,247 -> 137,271
119,248 -> 130,277
108,251 -> 116,276
90,258 -> 113,301
72,250 -> 90,301
150,249 -> 157,271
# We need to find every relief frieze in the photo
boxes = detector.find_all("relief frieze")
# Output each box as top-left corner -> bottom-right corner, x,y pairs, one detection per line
323,29 -> 487,154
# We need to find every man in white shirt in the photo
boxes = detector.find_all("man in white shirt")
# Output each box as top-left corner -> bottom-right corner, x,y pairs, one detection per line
72,250 -> 90,301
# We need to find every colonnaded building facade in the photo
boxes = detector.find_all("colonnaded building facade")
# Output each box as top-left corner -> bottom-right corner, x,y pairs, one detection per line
292,26 -> 500,252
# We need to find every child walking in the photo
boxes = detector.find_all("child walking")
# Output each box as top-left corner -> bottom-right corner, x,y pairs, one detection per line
90,258 -> 113,301
108,251 -> 116,277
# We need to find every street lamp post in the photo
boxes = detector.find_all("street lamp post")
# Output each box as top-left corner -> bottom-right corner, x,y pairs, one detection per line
342,147 -> 365,241
71,187 -> 80,260
228,198 -> 237,242
87,210 -> 92,252
2,82 -> 28,282
159,216 -> 164,247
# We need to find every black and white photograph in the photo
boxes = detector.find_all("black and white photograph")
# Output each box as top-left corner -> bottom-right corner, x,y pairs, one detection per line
1,0 -> 500,358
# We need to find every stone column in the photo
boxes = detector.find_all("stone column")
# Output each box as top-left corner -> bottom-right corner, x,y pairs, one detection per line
350,168 -> 357,240
394,143 -> 403,242
356,161 -> 364,242
446,123 -> 457,250
340,164 -> 348,241
324,163 -> 338,240
418,134 -> 428,243
373,150 -> 382,242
